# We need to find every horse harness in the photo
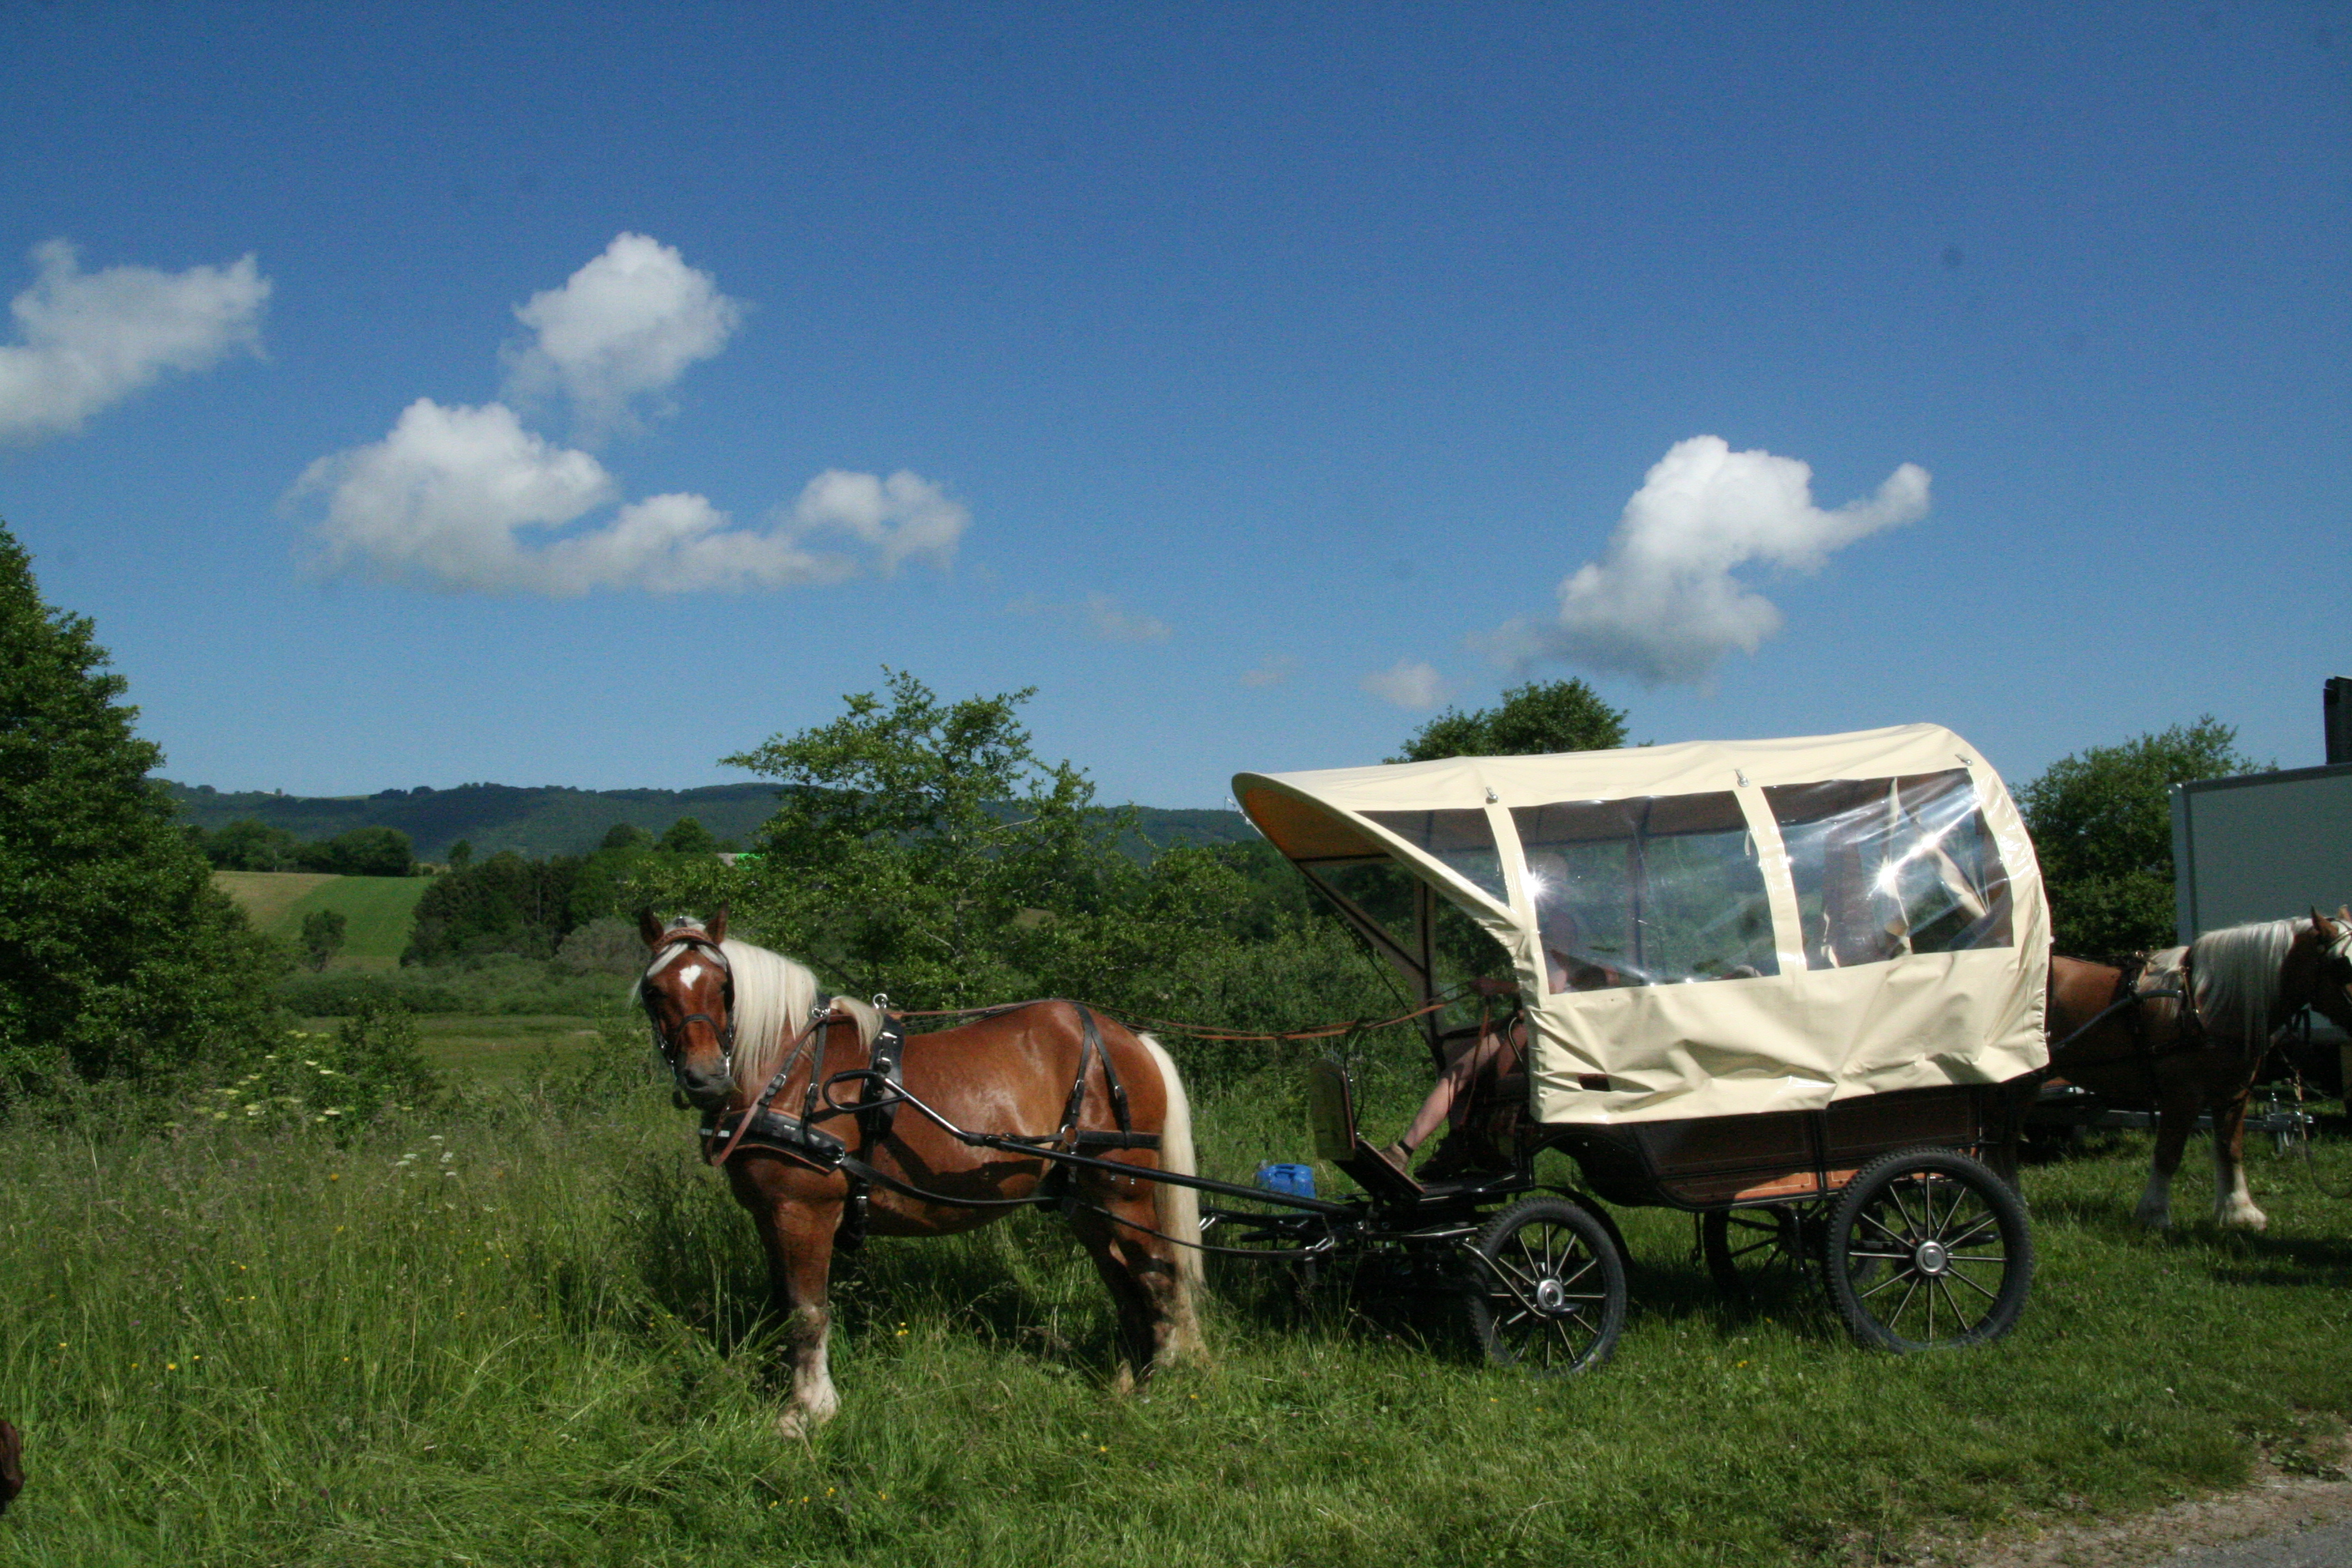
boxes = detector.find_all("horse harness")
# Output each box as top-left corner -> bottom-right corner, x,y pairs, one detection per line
696,1000 -> 1160,1245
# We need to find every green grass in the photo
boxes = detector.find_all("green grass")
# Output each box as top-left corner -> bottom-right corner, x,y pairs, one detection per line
1,1053 -> 2347,1567
301,1013 -> 608,1089
216,872 -> 431,970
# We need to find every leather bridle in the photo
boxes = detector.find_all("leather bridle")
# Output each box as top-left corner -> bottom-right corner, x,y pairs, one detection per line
642,928 -> 738,1086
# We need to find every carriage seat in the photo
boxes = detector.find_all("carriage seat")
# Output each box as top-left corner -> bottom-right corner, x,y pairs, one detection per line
1305,1058 -> 1424,1200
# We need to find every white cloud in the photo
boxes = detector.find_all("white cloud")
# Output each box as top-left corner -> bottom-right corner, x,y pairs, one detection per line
785,468 -> 969,574
296,399 -> 863,595
0,240 -> 269,442
1240,653 -> 1296,688
297,235 -> 968,597
1484,436 -> 1931,686
1006,591 -> 1173,644
1360,659 -> 1454,710
502,232 -> 741,435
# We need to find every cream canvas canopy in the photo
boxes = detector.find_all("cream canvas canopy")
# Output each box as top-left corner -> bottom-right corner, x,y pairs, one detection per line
1234,723 -> 2050,1126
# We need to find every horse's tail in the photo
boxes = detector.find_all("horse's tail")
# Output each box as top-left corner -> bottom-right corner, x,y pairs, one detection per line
1137,1032 -> 1205,1359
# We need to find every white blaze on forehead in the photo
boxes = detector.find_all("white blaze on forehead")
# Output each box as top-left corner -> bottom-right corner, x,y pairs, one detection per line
676,962 -> 706,990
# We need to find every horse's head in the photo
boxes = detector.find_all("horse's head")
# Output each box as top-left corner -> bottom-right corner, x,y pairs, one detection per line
2300,906 -> 2352,1034
636,906 -> 738,1111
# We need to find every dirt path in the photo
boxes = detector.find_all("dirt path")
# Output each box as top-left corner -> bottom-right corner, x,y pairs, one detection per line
1905,1430 -> 2352,1568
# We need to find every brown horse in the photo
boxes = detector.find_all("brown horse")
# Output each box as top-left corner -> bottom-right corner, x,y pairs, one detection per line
2047,908 -> 2352,1229
0,1418 -> 21,1516
634,909 -> 1203,1436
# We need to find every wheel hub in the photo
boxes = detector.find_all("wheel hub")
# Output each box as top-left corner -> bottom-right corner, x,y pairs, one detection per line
1533,1277 -> 1569,1315
1912,1239 -> 1950,1275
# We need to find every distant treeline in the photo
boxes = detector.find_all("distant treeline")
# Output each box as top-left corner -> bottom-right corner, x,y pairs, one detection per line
403,821 -> 728,966
159,779 -> 1256,863
190,821 -> 417,877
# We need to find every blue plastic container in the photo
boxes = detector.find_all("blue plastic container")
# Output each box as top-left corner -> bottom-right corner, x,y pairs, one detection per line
1254,1162 -> 1317,1200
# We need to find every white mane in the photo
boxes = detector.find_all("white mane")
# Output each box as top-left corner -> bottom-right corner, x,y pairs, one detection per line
717,938 -> 881,1094
2188,917 -> 2299,1045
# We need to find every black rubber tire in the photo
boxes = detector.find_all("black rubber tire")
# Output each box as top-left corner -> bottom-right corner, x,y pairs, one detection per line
1699,1205 -> 1810,1305
1466,1196 -> 1627,1375
1823,1148 -> 2033,1352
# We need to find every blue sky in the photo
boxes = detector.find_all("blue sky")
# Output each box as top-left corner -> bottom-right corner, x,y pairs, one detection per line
1,1 -> 2344,808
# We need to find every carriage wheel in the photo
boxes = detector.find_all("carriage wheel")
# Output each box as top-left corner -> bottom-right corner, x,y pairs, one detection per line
1699,1205 -> 1812,1305
1467,1197 -> 1626,1375
1823,1149 -> 2032,1352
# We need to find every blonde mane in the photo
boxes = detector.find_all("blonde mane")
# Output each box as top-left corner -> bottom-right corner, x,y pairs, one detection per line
2187,917 -> 2300,1046
718,938 -> 881,1093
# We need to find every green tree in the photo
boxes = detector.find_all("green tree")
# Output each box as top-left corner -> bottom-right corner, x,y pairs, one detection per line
1394,679 -> 1629,762
657,815 -> 718,855
299,909 -> 348,971
2018,717 -> 2255,956
704,671 -> 1278,1011
402,851 -> 583,964
0,519 -> 278,1095
297,826 -> 414,877
194,818 -> 302,871
600,822 -> 652,851
446,840 -> 473,870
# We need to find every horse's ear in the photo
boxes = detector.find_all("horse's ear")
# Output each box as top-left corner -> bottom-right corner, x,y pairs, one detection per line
708,904 -> 728,944
638,907 -> 665,948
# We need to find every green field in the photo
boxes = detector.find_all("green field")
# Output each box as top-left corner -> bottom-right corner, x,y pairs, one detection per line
214,872 -> 431,970
300,1013 -> 610,1088
1,1047 -> 2346,1566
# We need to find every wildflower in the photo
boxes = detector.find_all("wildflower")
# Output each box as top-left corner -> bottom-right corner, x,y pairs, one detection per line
166,1362 -> 178,1371
329,1173 -> 341,1181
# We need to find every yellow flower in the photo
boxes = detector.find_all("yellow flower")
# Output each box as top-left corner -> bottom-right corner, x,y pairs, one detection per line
166,1362 -> 178,1371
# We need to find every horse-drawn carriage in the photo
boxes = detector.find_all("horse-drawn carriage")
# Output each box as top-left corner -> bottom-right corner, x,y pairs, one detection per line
637,723 -> 2074,1430
1212,722 -> 2050,1371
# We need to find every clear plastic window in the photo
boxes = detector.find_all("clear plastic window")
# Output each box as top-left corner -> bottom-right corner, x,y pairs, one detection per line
1361,808 -> 1509,906
1764,770 -> 2013,970
1508,793 -> 1779,992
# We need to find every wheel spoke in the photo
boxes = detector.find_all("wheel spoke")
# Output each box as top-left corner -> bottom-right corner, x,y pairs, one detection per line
1858,1264 -> 1914,1300
1945,1264 -> 2002,1302
1886,1179 -> 1923,1238
1885,1273 -> 1923,1330
1859,1208 -> 1909,1247
1933,1275 -> 1975,1335
1942,1212 -> 2002,1251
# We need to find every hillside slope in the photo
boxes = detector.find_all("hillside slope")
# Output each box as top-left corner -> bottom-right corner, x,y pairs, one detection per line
214,872 -> 431,970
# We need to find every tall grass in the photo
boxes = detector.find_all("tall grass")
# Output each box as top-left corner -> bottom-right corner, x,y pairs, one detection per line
1,1056 -> 2348,1567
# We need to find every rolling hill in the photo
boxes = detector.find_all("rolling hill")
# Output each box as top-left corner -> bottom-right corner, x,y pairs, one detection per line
164,781 -> 1257,862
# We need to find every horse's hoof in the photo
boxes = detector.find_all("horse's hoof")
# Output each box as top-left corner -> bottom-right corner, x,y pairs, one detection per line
776,1405 -> 834,1441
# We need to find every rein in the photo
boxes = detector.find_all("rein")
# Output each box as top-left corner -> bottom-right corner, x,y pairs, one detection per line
886,991 -> 1461,1043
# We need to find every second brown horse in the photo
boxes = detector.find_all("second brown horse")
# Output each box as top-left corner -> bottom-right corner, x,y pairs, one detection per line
2046,908 -> 2352,1228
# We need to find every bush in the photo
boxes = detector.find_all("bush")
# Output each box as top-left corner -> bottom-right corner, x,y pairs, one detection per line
195,1002 -> 444,1137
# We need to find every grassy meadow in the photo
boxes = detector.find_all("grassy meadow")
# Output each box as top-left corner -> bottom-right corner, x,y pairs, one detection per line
1,1033 -> 2349,1568
214,873 -> 432,973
